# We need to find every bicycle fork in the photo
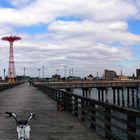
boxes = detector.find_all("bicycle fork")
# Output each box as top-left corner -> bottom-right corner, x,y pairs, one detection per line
17,125 -> 30,140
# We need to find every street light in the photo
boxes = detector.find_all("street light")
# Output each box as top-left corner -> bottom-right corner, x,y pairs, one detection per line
42,66 -> 46,78
38,68 -> 40,78
3,69 -> 6,82
24,67 -> 25,80
72,67 -> 74,76
69,68 -> 71,77
56,69 -> 59,75
64,66 -> 67,78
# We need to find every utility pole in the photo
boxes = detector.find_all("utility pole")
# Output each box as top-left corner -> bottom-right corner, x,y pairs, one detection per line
3,69 -> 6,82
121,70 -> 123,76
71,68 -> 73,76
64,66 -> 67,78
24,67 -> 25,79
56,69 -> 59,75
42,66 -> 45,78
38,69 -> 40,78
97,72 -> 99,77
69,68 -> 71,77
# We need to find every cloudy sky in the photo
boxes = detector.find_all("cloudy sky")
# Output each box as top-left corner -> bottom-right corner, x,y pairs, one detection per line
0,0 -> 140,78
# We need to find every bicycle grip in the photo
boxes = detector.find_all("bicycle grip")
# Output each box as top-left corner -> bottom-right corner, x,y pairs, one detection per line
5,112 -> 12,117
32,114 -> 36,120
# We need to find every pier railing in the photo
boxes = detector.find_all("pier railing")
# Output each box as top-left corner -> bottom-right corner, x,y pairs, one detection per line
35,80 -> 140,89
38,85 -> 140,140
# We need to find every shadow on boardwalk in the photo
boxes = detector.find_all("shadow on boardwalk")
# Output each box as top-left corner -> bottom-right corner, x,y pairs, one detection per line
0,83 -> 105,140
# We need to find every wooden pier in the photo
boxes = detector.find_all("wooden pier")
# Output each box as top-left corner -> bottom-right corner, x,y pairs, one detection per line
38,84 -> 140,140
0,83 -> 104,140
35,80 -> 140,89
36,80 -> 140,108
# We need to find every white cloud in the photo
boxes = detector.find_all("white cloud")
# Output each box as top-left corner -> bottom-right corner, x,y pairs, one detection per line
0,0 -> 138,26
48,20 -> 140,45
0,0 -> 139,77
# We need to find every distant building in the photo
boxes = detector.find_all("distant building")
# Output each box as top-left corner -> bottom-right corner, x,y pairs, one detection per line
104,70 -> 117,80
52,74 -> 61,81
85,74 -> 94,80
16,75 -> 30,81
115,75 -> 129,80
136,69 -> 140,79
67,76 -> 82,81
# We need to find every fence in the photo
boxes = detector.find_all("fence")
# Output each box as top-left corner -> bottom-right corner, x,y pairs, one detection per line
38,85 -> 140,140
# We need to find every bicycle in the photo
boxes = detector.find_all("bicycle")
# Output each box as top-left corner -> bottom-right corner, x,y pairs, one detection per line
5,112 -> 36,140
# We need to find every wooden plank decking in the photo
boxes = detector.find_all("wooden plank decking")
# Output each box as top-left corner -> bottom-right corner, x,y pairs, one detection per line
0,83 -> 105,140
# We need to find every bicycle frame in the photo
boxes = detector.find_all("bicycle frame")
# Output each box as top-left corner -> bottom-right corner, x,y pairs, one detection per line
17,125 -> 30,140
6,112 -> 36,140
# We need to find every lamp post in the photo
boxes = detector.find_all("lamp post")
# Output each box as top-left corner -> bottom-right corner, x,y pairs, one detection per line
72,67 -> 73,76
56,69 -> 59,75
64,66 -> 67,79
3,69 -> 6,82
24,67 -> 25,80
38,69 -> 40,78
69,68 -> 71,77
42,66 -> 45,78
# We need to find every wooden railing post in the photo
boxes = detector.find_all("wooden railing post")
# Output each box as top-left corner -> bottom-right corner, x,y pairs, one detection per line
105,106 -> 111,140
90,102 -> 96,129
65,93 -> 73,112
74,96 -> 78,117
127,113 -> 136,140
56,90 -> 61,103
67,93 -> 73,112
63,92 -> 69,110
61,91 -> 65,106
81,98 -> 85,121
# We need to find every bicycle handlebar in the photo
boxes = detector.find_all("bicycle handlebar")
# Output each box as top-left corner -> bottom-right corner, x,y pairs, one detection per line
28,113 -> 36,123
5,112 -> 12,117
5,112 -> 36,125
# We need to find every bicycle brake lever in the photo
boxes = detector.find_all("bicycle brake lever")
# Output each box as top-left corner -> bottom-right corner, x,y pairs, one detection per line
32,114 -> 36,120
5,112 -> 12,117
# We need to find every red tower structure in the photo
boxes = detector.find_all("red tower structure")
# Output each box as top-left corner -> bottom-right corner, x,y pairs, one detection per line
2,36 -> 21,84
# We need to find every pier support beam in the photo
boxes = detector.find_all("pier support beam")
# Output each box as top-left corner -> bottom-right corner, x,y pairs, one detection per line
127,88 -> 130,106
98,88 -> 101,101
126,87 -> 138,107
112,88 -> 116,104
136,88 -> 139,107
101,89 -> 104,102
121,88 -> 125,107
82,88 -> 91,98
112,87 -> 124,106
132,88 -> 135,107
105,88 -> 108,103
117,88 -> 120,105
97,88 -> 106,102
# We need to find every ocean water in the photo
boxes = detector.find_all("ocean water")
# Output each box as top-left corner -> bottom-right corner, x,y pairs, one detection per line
73,88 -> 140,108
72,88 -> 140,139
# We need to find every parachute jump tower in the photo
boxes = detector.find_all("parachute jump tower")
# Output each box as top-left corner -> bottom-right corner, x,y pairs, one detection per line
2,36 -> 21,84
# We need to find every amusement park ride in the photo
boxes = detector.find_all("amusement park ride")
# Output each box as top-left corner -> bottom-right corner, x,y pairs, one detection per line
2,36 -> 21,84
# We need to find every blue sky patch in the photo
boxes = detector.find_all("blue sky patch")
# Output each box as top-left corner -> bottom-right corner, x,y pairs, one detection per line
13,24 -> 49,35
0,0 -> 14,8
120,61 -> 133,67
57,16 -> 83,22
128,19 -> 140,35
132,45 -> 140,59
